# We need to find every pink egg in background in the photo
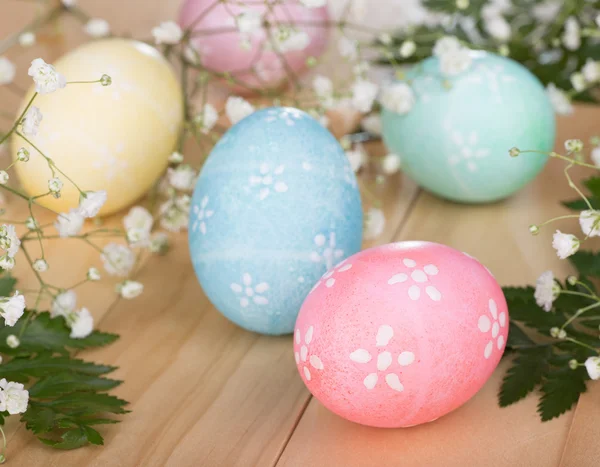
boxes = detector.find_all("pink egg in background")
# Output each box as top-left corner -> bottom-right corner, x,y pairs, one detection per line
294,241 -> 509,428
178,0 -> 330,91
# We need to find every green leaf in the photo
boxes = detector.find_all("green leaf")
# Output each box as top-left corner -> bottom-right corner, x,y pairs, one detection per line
28,373 -> 121,398
0,275 -> 16,296
0,356 -> 116,381
563,198 -> 600,211
499,347 -> 550,406
39,427 -> 93,450
538,368 -> 588,421
569,251 -> 600,278
506,322 -> 535,349
0,312 -> 118,356
45,392 -> 129,415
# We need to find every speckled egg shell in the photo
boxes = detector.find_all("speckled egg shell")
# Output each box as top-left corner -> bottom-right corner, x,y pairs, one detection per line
11,39 -> 183,216
382,51 -> 555,203
189,107 -> 363,335
294,241 -> 508,427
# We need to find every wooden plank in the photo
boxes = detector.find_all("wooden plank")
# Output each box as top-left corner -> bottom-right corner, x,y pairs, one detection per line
277,106 -> 600,467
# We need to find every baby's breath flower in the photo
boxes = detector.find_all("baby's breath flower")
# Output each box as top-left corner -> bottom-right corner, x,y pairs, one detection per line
78,190 -> 107,218
567,275 -> 578,286
546,83 -> 573,115
27,58 -> 66,94
529,224 -> 539,235
382,153 -> 401,174
33,258 -> 48,272
552,230 -> 580,259
361,113 -> 382,136
149,232 -> 169,254
51,290 -> 76,318
0,171 -> 8,185
509,147 -> 520,157
579,210 -> 600,237
196,104 -> 218,134
6,334 -> 19,348
168,151 -> 184,165
484,15 -> 511,42
68,308 -> 93,339
167,165 -> 197,191
18,32 -> 36,48
0,224 -> 20,258
439,47 -> 472,76
272,27 -> 310,53
235,10 -> 263,36
534,270 -> 560,312
583,59 -> 600,83
433,36 -> 462,56
0,378 -> 29,415
399,40 -> 416,58
25,216 -> 36,230
364,208 -> 386,240
338,37 -> 359,61
87,267 -> 101,281
0,255 -> 14,270
569,359 -> 579,370
116,280 -> 144,299
159,199 -> 188,233
565,139 -> 583,153
456,0 -> 469,9
351,79 -> 378,113
17,147 -> 30,162
380,83 -> 415,115
379,33 -> 392,46
54,209 -> 84,238
84,18 -> 110,38
0,292 -> 25,327
0,57 -> 16,85
585,356 -> 600,380
562,17 -> 581,51
345,145 -> 367,173
152,21 -> 183,45
570,72 -> 586,92
299,0 -> 326,8
592,147 -> 600,167
101,243 -> 135,277
21,106 -> 43,137
48,177 -> 63,194
225,96 -> 255,125
100,74 -> 112,86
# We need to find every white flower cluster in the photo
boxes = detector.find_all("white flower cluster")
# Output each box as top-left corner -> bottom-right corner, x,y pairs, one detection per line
54,191 -> 107,238
433,36 -> 472,76
0,224 -> 20,270
0,378 -> 28,415
51,290 -> 94,338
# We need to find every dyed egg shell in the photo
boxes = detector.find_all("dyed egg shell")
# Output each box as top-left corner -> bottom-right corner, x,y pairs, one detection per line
294,242 -> 508,427
179,0 -> 330,90
12,39 -> 183,216
382,52 -> 555,203
189,107 -> 363,335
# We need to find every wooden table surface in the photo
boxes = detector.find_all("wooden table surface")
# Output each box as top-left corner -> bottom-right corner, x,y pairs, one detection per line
2,1 -> 600,466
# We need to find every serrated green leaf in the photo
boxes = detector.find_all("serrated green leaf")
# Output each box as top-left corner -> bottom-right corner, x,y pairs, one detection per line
502,286 -> 566,332
28,373 -> 122,398
538,368 -> 588,421
0,312 -> 118,356
499,347 -> 550,406
569,251 -> 600,278
45,392 -> 129,415
39,427 -> 92,450
563,198 -> 600,211
0,356 -> 116,381
82,426 -> 104,446
21,407 -> 57,434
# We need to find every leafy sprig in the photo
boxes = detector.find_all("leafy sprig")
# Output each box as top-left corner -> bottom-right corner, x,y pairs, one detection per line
0,277 -> 127,449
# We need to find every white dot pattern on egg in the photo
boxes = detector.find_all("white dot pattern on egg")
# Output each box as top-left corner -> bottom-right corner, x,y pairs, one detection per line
189,107 -> 363,335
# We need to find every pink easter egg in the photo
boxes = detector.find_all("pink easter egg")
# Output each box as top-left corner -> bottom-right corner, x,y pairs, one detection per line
178,0 -> 330,91
294,241 -> 509,428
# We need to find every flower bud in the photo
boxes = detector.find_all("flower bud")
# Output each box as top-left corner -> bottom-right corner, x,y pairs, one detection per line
6,334 -> 20,348
100,74 -> 112,86
529,224 -> 540,235
569,359 -> 579,370
509,147 -> 520,157
17,147 -> 30,162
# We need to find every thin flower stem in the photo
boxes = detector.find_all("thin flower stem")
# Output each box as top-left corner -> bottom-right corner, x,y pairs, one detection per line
0,424 -> 6,462
16,132 -> 86,195
565,337 -> 600,354
536,214 -> 582,228
0,92 -> 38,146
563,162 -> 593,210
65,79 -> 102,85
520,150 -> 600,170
559,290 -> 597,300
562,301 -> 600,330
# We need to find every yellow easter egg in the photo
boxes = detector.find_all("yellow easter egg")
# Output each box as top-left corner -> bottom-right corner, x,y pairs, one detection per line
11,38 -> 183,216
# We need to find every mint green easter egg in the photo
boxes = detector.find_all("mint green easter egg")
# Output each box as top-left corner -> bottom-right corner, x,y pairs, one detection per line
382,51 -> 555,203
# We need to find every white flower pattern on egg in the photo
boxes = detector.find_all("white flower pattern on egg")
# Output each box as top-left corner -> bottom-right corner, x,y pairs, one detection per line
478,298 -> 506,359
309,232 -> 344,270
464,62 -> 517,103
349,324 -> 415,392
310,258 -> 353,293
443,121 -> 491,173
387,258 -> 441,302
248,163 -> 288,200
295,325 -> 324,381
230,273 -> 269,308
191,196 -> 214,234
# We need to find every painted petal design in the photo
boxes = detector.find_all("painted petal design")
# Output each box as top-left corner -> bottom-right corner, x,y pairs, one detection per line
403,258 -> 417,268
411,270 -> 428,283
230,283 -> 243,293
300,345 -> 308,362
364,373 -> 378,389
350,349 -> 372,363
478,315 -> 491,333
255,283 -> 269,293
310,355 -> 323,370
425,286 -> 441,301
489,299 -> 498,319
408,285 -> 421,301
484,341 -> 493,359
385,373 -> 404,392
376,324 -> 394,347
253,296 -> 268,305
398,351 -> 415,366
388,273 -> 408,285
303,366 -> 311,381
377,352 -> 392,371
305,326 -> 314,345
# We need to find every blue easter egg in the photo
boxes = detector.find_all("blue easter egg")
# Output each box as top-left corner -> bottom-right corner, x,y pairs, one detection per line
189,107 -> 363,335
382,51 -> 555,203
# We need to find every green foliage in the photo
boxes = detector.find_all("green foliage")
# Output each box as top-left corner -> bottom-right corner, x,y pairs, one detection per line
501,260 -> 600,420
0,276 -> 128,449
563,176 -> 600,211
379,0 -> 600,103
